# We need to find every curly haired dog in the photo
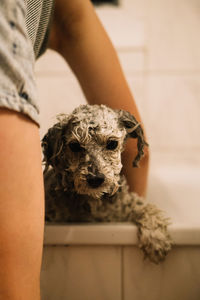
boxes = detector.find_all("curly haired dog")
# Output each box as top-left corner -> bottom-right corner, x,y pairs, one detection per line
42,104 -> 172,264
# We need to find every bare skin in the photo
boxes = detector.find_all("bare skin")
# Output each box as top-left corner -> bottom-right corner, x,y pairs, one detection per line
49,0 -> 149,196
0,109 -> 44,300
0,0 -> 149,299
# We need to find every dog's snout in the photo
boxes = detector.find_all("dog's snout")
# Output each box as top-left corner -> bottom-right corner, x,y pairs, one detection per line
86,173 -> 105,188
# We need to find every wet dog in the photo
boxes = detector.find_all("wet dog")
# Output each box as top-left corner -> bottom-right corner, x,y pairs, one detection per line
42,104 -> 172,263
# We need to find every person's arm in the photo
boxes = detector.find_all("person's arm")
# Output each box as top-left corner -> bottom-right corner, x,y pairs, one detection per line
0,1 -> 44,298
0,110 -> 44,300
49,0 -> 149,196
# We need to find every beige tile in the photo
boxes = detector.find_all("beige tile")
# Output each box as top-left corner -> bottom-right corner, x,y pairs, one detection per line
35,50 -> 71,76
41,246 -> 122,300
96,7 -> 146,49
36,72 -> 146,139
144,75 -> 200,151
126,75 -> 150,134
122,0 -> 147,17
36,76 -> 87,138
146,0 -> 200,71
118,51 -> 145,74
147,162 -> 200,223
123,246 -> 200,300
127,75 -> 146,107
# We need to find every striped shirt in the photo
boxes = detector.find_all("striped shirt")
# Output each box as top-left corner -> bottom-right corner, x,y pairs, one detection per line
25,0 -> 54,58
0,0 -> 54,125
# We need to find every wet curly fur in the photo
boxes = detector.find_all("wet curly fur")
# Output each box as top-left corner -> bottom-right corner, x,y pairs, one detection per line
42,104 -> 173,264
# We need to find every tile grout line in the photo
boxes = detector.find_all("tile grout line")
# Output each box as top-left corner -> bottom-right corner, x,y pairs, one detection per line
121,246 -> 124,300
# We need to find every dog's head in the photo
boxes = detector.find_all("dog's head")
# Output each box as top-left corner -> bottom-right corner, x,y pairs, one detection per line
42,104 -> 148,198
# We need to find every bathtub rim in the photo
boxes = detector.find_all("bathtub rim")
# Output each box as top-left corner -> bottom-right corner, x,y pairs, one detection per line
44,222 -> 200,246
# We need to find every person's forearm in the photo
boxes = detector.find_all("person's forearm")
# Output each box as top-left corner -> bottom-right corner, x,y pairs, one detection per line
49,0 -> 149,196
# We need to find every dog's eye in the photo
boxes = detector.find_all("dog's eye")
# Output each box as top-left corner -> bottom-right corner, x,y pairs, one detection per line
68,141 -> 84,153
106,140 -> 118,150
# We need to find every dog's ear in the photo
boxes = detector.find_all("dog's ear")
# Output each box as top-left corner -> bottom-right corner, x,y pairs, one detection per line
42,122 -> 67,172
118,110 -> 148,167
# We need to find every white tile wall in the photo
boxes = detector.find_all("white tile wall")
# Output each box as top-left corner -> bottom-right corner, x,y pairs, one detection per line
35,50 -> 70,76
95,6 -> 145,49
118,51 -> 145,74
122,0 -> 147,17
36,74 -> 87,139
144,74 -> 200,152
145,0 -> 200,71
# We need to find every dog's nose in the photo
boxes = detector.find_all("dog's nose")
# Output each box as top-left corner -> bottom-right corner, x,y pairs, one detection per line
86,173 -> 105,188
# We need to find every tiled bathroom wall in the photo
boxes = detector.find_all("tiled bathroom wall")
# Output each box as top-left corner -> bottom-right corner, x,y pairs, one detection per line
35,0 -> 200,172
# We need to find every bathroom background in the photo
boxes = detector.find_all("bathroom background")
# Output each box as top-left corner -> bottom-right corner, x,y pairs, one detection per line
36,0 -> 200,299
36,0 -> 200,174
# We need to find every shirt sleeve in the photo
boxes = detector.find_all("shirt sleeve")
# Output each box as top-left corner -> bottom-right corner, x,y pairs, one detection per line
0,0 -> 39,125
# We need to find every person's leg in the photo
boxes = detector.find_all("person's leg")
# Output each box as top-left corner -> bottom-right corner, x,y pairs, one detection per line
0,109 -> 44,300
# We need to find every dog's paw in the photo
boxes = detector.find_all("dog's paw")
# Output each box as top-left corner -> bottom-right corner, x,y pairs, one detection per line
138,227 -> 173,264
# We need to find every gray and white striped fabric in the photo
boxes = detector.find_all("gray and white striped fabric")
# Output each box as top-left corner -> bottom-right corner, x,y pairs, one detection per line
24,0 -> 54,58
0,0 -> 54,125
